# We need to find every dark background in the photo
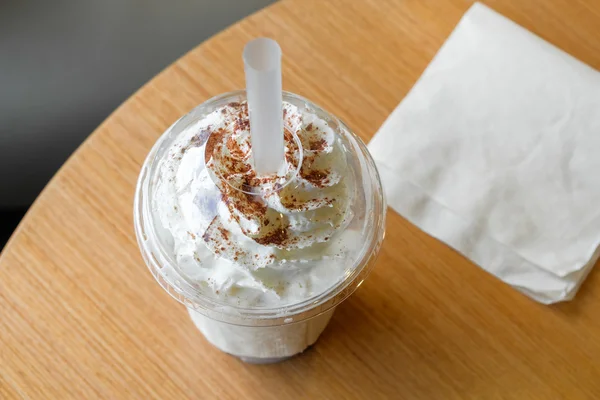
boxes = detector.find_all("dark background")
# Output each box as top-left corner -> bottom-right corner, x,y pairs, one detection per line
0,0 -> 277,249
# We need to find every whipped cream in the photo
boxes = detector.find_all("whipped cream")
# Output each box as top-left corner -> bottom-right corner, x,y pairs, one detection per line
153,101 -> 357,308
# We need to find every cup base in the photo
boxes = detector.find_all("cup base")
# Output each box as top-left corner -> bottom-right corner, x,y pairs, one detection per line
187,307 -> 334,361
237,355 -> 294,364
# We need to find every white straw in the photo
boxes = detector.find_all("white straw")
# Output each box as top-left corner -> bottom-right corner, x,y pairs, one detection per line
243,38 -> 284,175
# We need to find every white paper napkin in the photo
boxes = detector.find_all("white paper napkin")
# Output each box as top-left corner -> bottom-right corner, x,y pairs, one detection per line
369,2 -> 600,304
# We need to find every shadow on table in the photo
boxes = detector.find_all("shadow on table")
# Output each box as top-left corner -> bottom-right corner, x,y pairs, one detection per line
284,263 -> 600,397
550,260 -> 599,316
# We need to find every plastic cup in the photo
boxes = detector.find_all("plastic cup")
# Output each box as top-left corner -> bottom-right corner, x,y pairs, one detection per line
134,90 -> 386,363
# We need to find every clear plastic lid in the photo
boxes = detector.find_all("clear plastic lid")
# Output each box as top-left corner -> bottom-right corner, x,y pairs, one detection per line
134,91 -> 385,326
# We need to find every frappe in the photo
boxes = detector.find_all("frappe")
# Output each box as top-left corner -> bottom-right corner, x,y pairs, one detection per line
134,90 -> 385,362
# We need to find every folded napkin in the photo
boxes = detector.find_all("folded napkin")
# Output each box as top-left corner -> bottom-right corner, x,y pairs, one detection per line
369,2 -> 600,304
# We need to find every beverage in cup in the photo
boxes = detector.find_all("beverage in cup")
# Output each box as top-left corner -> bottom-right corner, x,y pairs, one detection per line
134,39 -> 385,363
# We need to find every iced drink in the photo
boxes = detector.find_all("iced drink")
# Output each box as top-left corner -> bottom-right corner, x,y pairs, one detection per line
134,91 -> 385,363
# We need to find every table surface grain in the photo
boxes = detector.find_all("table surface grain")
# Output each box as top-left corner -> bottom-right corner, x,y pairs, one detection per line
2,0 -> 600,398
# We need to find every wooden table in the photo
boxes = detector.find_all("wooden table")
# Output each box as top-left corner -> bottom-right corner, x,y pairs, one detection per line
2,0 -> 600,398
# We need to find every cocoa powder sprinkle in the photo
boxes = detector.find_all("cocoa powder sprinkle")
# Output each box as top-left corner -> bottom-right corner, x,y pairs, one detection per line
204,128 -> 226,162
309,138 -> 327,151
253,227 -> 289,247
217,226 -> 230,241
197,101 -> 340,254
301,168 -> 331,188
